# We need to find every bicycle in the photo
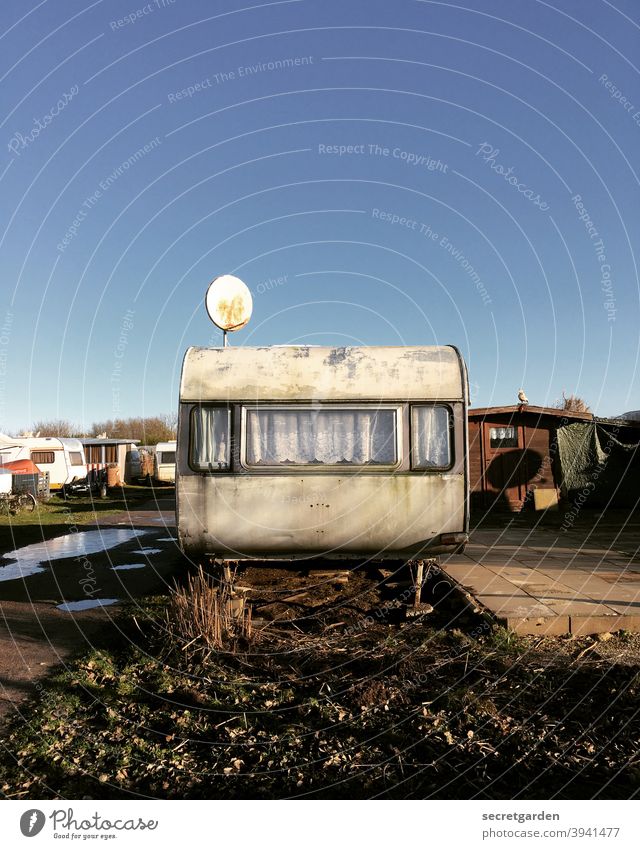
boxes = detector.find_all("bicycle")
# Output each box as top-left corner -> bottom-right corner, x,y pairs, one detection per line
0,491 -> 37,515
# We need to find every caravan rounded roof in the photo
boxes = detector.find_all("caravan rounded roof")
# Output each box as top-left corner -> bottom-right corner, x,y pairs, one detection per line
180,345 -> 466,402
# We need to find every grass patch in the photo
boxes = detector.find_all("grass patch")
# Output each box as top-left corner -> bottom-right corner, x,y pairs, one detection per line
1,596 -> 639,800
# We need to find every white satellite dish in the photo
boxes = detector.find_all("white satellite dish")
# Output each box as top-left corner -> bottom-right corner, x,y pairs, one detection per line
205,275 -> 253,343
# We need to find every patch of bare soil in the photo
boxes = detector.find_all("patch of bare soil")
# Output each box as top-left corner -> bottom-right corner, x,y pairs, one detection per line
1,563 -> 639,800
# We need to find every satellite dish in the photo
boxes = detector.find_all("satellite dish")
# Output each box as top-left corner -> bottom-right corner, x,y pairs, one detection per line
205,274 -> 253,334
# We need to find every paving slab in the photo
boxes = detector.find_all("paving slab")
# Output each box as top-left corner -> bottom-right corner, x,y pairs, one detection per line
441,517 -> 640,635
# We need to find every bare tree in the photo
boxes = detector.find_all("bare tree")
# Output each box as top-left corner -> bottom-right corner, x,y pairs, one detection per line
30,419 -> 83,437
89,415 -> 176,445
557,392 -> 591,413
19,414 -> 177,444
161,411 -> 178,437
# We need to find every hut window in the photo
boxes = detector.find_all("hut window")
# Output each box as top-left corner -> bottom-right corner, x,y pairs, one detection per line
489,426 -> 518,448
190,407 -> 231,471
31,450 -> 55,465
411,406 -> 452,469
244,407 -> 398,467
69,452 -> 84,466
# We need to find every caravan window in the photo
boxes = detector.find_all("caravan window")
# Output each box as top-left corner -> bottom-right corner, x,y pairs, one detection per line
69,452 -> 84,466
31,450 -> 55,465
244,406 -> 399,467
159,451 -> 176,464
411,406 -> 452,469
190,407 -> 231,471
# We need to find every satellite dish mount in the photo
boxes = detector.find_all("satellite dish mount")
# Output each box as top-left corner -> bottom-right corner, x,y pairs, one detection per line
205,274 -> 253,347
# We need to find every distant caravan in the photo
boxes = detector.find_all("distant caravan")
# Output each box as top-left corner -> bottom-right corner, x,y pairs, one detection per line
176,346 -> 469,562
0,434 -> 87,492
153,441 -> 177,484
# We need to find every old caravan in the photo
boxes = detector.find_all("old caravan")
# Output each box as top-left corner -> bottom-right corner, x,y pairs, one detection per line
154,441 -> 177,483
177,346 -> 469,561
0,435 -> 87,491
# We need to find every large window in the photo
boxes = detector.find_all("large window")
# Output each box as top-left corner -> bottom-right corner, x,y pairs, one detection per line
411,406 -> 452,469
190,407 -> 231,471
244,406 -> 398,467
31,450 -> 55,465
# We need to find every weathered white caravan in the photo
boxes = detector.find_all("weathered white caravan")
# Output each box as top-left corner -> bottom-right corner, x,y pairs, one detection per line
177,346 -> 469,561
154,441 -> 177,484
0,434 -> 87,491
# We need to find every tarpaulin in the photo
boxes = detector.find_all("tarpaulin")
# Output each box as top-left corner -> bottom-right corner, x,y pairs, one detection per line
557,421 -> 640,507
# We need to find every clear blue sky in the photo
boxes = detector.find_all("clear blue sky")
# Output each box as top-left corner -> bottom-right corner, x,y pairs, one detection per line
1,0 -> 639,431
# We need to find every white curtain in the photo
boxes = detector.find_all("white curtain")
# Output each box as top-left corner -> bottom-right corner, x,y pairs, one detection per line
412,406 -> 450,467
246,409 -> 396,465
192,407 -> 230,469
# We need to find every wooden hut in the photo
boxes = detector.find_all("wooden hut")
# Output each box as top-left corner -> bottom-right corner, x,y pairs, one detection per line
468,405 -> 592,511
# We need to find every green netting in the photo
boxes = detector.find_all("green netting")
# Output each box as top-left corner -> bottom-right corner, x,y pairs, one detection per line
557,421 -> 640,507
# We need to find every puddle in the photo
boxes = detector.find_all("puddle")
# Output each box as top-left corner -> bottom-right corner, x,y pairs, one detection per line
0,562 -> 46,582
135,548 -> 162,555
0,529 -> 149,583
3,529 -> 149,567
57,598 -> 120,612
112,563 -> 146,571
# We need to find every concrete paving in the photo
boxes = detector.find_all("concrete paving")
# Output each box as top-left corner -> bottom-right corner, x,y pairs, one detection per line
440,514 -> 640,635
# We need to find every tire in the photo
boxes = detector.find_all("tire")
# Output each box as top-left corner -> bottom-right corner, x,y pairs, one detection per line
18,493 -> 37,512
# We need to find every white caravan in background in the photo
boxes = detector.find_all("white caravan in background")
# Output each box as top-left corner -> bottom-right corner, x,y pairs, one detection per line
0,434 -> 87,491
153,441 -> 177,484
